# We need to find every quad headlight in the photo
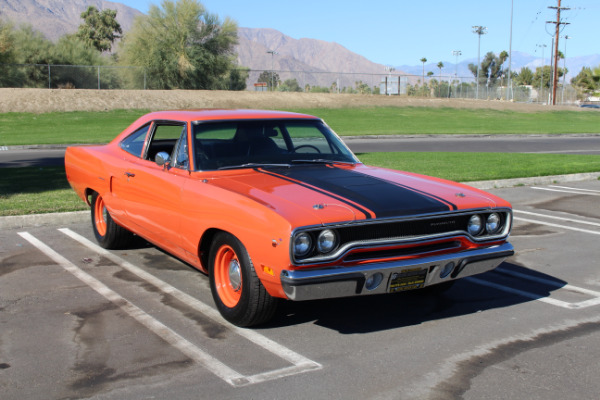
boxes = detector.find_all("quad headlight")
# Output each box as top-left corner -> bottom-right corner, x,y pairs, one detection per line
486,213 -> 501,234
467,215 -> 483,236
317,229 -> 338,253
294,228 -> 339,259
293,233 -> 312,257
467,212 -> 506,237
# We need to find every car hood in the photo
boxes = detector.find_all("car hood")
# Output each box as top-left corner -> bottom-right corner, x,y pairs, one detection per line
206,164 -> 507,226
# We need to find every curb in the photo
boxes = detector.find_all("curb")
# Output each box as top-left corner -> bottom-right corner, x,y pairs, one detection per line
2,172 -> 598,230
1,211 -> 88,230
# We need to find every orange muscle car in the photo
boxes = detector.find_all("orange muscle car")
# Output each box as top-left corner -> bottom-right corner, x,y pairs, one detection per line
65,110 -> 514,326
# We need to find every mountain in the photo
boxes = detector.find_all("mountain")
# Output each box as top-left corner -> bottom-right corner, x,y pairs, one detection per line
236,28 -> 397,89
0,0 -> 396,89
1,0 -> 596,86
0,0 -> 142,40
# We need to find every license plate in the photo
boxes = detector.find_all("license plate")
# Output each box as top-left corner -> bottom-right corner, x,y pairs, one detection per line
388,268 -> 427,292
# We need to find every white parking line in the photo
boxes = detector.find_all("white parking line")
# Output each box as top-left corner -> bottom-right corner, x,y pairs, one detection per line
18,231 -> 247,386
58,228 -> 322,385
514,210 -> 600,228
531,187 -> 600,196
513,216 -> 600,236
549,185 -> 600,194
467,267 -> 600,310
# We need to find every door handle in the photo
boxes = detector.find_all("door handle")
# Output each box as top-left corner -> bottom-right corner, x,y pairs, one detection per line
124,172 -> 135,178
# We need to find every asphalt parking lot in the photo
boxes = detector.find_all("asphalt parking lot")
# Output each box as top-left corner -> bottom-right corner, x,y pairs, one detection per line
1,180 -> 600,400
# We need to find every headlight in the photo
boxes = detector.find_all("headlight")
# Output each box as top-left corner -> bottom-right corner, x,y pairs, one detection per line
294,233 -> 312,257
317,229 -> 337,253
468,215 -> 483,236
486,213 -> 501,234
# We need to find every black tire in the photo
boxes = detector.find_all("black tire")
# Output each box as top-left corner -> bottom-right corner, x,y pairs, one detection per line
90,192 -> 134,249
208,232 -> 278,327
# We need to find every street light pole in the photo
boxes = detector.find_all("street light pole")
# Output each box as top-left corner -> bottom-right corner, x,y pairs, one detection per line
266,50 -> 278,91
536,44 -> 547,103
472,26 -> 487,100
453,50 -> 461,99
508,0 -> 514,101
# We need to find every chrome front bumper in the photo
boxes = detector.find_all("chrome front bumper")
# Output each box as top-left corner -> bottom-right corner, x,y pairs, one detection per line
280,242 -> 514,301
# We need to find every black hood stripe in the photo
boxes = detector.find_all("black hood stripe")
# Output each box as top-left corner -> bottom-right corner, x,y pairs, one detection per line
259,166 -> 455,219
257,168 -> 374,219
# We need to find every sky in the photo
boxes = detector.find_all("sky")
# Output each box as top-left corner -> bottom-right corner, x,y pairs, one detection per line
116,0 -> 598,66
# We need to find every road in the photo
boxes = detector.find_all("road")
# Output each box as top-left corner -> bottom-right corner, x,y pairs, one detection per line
2,135 -> 600,167
2,181 -> 600,399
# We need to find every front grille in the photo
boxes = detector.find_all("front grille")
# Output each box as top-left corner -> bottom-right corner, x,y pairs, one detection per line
337,215 -> 471,243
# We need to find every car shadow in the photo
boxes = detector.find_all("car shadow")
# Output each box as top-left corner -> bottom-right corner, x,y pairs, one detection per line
262,261 -> 567,334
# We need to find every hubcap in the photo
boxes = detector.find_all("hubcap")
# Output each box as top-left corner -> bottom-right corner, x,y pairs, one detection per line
228,259 -> 242,291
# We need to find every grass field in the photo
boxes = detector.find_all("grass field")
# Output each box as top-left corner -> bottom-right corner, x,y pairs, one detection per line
1,107 -> 600,146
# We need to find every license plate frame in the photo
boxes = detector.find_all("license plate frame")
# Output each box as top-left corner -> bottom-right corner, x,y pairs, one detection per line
388,268 -> 427,292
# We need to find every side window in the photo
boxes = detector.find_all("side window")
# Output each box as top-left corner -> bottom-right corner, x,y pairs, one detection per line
172,131 -> 189,169
120,124 -> 150,158
146,123 -> 185,162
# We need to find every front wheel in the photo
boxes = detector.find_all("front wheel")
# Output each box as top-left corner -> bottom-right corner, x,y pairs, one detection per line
90,192 -> 133,249
209,232 -> 277,327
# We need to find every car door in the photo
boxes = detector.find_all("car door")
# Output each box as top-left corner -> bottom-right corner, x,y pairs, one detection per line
115,121 -> 190,253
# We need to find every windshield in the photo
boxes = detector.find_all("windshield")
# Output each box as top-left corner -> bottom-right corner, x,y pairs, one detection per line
192,119 -> 358,170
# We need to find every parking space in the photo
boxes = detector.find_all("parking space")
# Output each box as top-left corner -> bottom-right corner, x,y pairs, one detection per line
1,180 -> 600,399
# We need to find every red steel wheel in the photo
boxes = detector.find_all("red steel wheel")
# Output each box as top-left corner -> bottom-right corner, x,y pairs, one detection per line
208,232 -> 278,327
90,192 -> 133,249
213,244 -> 243,308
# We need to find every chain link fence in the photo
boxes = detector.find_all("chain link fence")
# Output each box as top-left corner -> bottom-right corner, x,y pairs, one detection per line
0,63 -> 580,105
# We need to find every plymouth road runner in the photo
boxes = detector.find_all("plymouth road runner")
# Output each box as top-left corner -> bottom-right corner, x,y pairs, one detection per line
65,110 -> 514,326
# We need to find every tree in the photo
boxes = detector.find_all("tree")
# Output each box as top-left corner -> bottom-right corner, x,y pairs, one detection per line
354,80 -> 371,94
11,25 -> 55,87
257,70 -> 279,89
515,67 -> 534,86
420,57 -> 427,86
533,65 -> 564,89
223,67 -> 248,90
77,6 -> 122,52
468,51 -> 509,86
278,78 -> 302,92
119,0 -> 239,90
571,66 -> 600,98
0,19 -> 16,86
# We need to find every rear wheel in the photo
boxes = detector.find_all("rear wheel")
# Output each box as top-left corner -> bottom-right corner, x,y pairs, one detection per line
209,232 -> 277,327
90,192 -> 133,249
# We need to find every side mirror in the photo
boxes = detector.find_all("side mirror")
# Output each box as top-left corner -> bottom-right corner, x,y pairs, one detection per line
155,151 -> 171,167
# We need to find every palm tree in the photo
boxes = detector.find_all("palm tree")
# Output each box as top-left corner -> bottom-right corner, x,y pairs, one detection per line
437,62 -> 444,97
420,57 -> 427,85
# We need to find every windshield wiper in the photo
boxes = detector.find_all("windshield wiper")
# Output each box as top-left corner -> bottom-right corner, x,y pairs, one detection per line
291,159 -> 357,165
218,163 -> 291,170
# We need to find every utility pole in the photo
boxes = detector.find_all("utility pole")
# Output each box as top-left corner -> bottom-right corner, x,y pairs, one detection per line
547,0 -> 570,105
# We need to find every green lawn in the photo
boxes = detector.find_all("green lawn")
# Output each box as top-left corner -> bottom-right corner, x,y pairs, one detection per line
295,107 -> 600,136
2,152 -> 599,216
1,107 -> 600,146
358,152 -> 600,182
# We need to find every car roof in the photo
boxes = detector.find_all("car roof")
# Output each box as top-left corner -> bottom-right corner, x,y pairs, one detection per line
140,109 -> 320,123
